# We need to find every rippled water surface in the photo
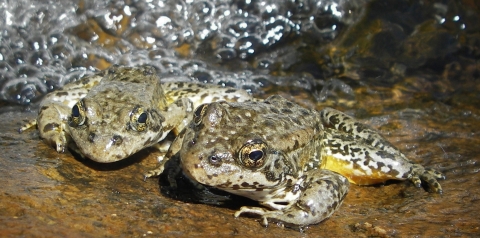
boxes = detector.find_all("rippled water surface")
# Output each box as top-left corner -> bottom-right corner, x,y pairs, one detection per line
1,0 -> 479,236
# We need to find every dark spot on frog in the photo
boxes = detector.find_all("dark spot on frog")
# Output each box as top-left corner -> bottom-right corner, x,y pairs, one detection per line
232,184 -> 240,190
262,120 -> 275,129
389,166 -> 401,177
39,106 -> 48,112
43,123 -> 60,133
270,108 -> 280,114
233,115 -> 242,123
351,159 -> 362,169
356,125 -> 364,133
292,118 -> 301,125
200,93 -> 208,100
285,101 -> 295,107
241,182 -> 250,187
54,92 -> 68,97
225,89 -> 237,93
184,88 -> 201,94
329,115 -> 340,125
174,99 -> 184,107
88,132 -> 96,143
111,135 -> 123,145
281,108 -> 293,114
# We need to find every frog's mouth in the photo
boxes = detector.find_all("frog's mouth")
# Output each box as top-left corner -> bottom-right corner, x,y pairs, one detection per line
69,130 -> 160,163
181,151 -> 285,201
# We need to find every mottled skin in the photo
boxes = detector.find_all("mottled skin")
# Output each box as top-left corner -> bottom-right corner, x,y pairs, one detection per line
146,95 -> 444,228
21,65 -> 252,163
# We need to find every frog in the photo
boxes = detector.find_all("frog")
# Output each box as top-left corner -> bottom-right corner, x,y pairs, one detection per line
145,95 -> 444,228
20,65 -> 253,163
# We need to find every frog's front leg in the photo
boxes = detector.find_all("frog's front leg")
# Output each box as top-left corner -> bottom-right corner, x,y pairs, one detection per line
36,102 -> 73,153
235,169 -> 349,228
21,73 -> 102,153
319,107 -> 445,193
144,98 -> 193,179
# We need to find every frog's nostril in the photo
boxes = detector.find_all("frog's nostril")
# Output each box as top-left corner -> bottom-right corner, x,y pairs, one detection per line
111,135 -> 123,145
88,132 -> 96,143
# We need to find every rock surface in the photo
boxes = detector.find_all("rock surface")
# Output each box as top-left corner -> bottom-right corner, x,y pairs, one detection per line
1,103 -> 479,236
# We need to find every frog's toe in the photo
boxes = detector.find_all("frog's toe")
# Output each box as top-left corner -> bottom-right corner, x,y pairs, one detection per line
234,206 -> 276,227
143,165 -> 165,180
420,168 -> 445,194
410,165 -> 445,193
411,175 -> 422,188
55,142 -> 66,153
51,137 -> 67,153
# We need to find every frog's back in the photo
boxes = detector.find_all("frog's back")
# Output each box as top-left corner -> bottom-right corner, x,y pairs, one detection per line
163,82 -> 253,108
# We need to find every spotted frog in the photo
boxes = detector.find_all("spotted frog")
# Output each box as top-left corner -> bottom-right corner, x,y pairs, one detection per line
146,95 -> 444,228
21,65 -> 252,163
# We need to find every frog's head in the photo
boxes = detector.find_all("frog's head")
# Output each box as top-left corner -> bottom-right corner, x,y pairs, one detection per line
179,96 -> 321,201
67,66 -> 168,163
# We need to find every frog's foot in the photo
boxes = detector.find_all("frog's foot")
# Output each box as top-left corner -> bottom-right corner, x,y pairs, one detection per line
234,206 -> 316,229
234,206 -> 276,227
410,164 -> 445,193
143,165 -> 165,181
42,131 -> 68,153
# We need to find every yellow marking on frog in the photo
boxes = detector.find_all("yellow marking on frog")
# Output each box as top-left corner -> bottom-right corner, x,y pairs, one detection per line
320,155 -> 400,185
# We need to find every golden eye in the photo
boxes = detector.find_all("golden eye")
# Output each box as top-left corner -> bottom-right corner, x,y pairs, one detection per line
130,106 -> 148,132
70,100 -> 86,127
239,140 -> 267,168
193,104 -> 208,125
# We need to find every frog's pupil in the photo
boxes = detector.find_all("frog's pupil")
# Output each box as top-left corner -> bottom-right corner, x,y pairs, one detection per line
138,112 -> 147,123
72,105 -> 80,117
249,150 -> 263,161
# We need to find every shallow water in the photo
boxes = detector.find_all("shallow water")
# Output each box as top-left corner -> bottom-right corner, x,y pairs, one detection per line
1,0 -> 479,236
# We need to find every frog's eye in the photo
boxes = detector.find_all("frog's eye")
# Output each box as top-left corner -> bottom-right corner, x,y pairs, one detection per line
70,100 -> 86,127
130,106 -> 148,132
239,140 -> 267,168
193,104 -> 208,125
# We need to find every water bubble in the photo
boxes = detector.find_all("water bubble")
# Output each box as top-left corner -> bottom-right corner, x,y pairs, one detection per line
8,49 -> 29,66
235,35 -> 262,59
215,48 -> 237,61
0,0 -> 365,105
189,70 -> 214,83
17,64 -> 41,78
30,50 -> 52,67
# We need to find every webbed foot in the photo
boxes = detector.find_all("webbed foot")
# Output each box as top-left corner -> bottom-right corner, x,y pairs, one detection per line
409,164 -> 445,193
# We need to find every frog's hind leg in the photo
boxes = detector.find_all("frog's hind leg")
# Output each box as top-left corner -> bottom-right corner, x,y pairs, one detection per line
234,169 -> 349,228
319,107 -> 444,193
320,129 -> 412,185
